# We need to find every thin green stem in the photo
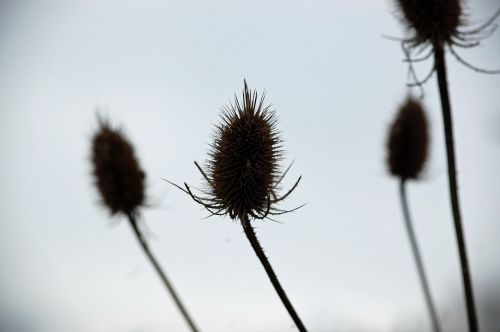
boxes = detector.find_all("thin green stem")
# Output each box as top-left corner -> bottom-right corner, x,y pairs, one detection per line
240,214 -> 307,332
127,212 -> 200,332
433,43 -> 479,332
399,180 -> 441,332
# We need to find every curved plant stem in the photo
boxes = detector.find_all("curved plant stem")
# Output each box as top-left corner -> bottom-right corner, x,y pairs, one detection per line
433,43 -> 479,332
127,212 -> 200,332
240,214 -> 307,332
399,180 -> 441,332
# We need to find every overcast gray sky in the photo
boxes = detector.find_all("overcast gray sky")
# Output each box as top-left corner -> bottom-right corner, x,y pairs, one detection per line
1,1 -> 499,331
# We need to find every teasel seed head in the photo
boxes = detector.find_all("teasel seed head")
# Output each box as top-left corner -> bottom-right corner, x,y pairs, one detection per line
168,80 -> 302,221
206,80 -> 282,219
387,97 -> 429,180
396,0 -> 462,46
91,118 -> 145,215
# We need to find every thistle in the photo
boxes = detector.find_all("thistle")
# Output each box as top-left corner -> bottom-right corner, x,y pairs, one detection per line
397,0 -> 462,48
396,0 -> 500,84
168,81 -> 306,331
387,98 -> 429,181
92,119 -> 146,215
387,98 -> 440,332
393,2 -> 500,331
91,117 -> 199,332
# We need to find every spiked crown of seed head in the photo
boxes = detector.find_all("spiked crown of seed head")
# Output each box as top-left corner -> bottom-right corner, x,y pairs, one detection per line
205,80 -> 283,219
387,98 -> 429,180
91,118 -> 145,215
396,0 -> 462,46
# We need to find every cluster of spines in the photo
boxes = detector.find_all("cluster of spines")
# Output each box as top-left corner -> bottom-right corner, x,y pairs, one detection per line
203,81 -> 283,219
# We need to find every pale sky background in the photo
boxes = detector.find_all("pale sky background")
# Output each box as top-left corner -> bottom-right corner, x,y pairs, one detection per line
1,1 -> 500,331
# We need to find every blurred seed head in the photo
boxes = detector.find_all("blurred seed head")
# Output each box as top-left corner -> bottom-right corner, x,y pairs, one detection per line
387,98 -> 429,180
396,0 -> 462,46
91,118 -> 145,215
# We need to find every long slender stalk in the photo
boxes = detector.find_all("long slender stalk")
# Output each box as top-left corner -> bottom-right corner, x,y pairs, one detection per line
433,43 -> 479,332
240,214 -> 307,332
399,180 -> 441,332
127,212 -> 199,332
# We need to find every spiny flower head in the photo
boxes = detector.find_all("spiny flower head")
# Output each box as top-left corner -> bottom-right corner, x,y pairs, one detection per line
396,0 -> 462,46
91,118 -> 145,215
207,81 -> 282,219
394,1 -> 500,88
175,80 -> 301,221
387,97 -> 429,180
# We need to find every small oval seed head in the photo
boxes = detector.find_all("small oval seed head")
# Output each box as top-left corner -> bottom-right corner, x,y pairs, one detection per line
206,81 -> 282,219
396,0 -> 462,46
387,98 -> 429,180
91,119 -> 145,215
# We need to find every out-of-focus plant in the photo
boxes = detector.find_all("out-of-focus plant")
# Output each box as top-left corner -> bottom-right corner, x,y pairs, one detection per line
386,97 -> 440,332
392,2 -> 500,330
91,117 -> 199,332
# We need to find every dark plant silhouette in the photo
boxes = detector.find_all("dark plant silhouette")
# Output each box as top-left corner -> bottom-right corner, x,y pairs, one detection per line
91,117 -> 199,332
396,1 -> 500,88
387,97 -> 440,332
167,81 -> 307,331
393,2 -> 500,331
387,98 -> 429,180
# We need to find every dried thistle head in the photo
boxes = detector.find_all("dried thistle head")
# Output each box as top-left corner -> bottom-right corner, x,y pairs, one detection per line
91,118 -> 145,215
394,1 -> 500,87
387,98 -> 429,180
396,0 -> 462,47
208,81 -> 282,218
172,80 -> 301,221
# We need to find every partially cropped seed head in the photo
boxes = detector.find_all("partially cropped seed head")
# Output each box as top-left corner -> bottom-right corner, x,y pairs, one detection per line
205,81 -> 282,219
396,0 -> 462,46
91,119 -> 145,215
387,98 -> 429,180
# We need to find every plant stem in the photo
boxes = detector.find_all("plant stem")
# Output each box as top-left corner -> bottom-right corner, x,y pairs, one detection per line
399,180 -> 441,332
433,43 -> 479,332
127,212 -> 199,332
240,214 -> 307,332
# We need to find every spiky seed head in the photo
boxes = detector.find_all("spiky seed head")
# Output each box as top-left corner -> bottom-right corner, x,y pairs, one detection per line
206,80 -> 282,219
91,119 -> 145,215
396,0 -> 462,46
387,98 -> 429,180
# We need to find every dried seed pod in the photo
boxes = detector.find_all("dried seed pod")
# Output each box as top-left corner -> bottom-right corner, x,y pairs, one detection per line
387,98 -> 429,180
168,81 -> 305,330
168,82 -> 305,329
173,80 -> 301,221
91,119 -> 145,215
394,0 -> 500,89
396,0 -> 462,46
208,81 -> 282,219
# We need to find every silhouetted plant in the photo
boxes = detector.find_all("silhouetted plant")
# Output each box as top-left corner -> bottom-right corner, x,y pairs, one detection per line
168,81 -> 307,331
393,2 -> 500,331
91,117 -> 199,332
387,97 -> 440,332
